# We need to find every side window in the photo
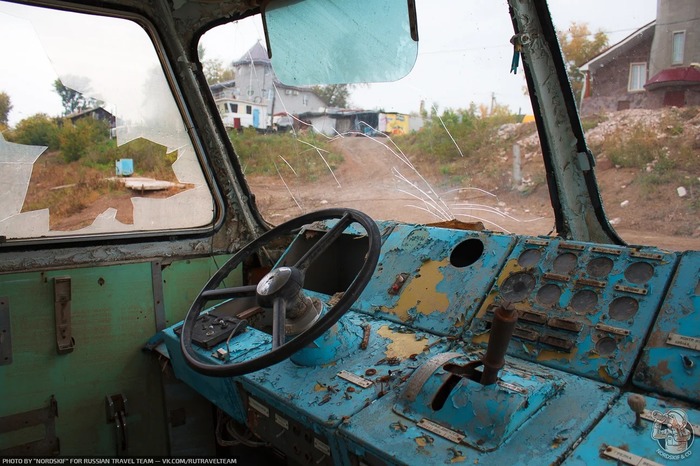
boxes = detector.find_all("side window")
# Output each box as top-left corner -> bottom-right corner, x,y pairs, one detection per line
0,3 -> 215,240
232,104 -> 239,113
246,105 -> 252,115
628,63 -> 647,91
672,31 -> 685,65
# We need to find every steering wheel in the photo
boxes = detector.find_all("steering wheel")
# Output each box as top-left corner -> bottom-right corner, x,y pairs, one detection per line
180,208 -> 381,377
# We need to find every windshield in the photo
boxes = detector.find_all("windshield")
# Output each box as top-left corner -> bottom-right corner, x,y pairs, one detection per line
200,0 -> 695,251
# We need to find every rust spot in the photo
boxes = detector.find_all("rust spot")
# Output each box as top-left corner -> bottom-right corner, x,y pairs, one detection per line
365,368 -> 377,376
97,277 -> 105,286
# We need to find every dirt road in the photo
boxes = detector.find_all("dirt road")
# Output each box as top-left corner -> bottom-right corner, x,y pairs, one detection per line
249,137 -> 700,251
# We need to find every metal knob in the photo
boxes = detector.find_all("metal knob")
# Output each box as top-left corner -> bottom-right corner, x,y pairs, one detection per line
627,394 -> 646,429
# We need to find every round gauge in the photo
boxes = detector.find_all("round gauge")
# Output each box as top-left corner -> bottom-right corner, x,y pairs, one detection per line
609,296 -> 639,321
518,249 -> 542,268
570,289 -> 598,313
587,257 -> 614,277
500,272 -> 536,302
595,337 -> 617,356
553,252 -> 578,274
624,262 -> 654,284
536,284 -> 562,306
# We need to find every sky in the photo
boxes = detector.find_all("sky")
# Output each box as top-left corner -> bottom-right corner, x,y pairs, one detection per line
1,0 -> 658,126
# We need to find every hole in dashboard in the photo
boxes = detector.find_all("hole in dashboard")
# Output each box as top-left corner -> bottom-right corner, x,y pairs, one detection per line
570,290 -> 598,313
518,248 -> 541,268
536,284 -> 562,306
609,296 -> 639,321
587,257 -> 614,277
449,238 -> 484,268
624,262 -> 654,284
595,337 -> 617,356
553,253 -> 578,274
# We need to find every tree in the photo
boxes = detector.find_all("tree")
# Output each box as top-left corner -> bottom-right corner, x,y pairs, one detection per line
311,84 -> 352,108
557,22 -> 608,101
0,91 -> 12,127
8,113 -> 59,149
198,44 -> 235,84
53,78 -> 101,115
203,58 -> 235,84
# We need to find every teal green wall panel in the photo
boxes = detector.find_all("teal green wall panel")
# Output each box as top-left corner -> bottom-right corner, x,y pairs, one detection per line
0,263 -> 168,456
162,255 -> 235,327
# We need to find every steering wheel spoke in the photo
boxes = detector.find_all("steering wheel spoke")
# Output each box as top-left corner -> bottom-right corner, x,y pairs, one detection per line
180,208 -> 380,377
201,285 -> 258,301
294,212 -> 354,272
272,297 -> 287,349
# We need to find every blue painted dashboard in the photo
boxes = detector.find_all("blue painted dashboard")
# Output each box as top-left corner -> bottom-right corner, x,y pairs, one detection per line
161,221 -> 699,465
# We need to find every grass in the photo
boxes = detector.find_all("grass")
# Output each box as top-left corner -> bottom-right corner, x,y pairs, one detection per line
229,128 -> 343,181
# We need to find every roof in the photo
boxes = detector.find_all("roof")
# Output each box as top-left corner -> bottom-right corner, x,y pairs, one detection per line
232,41 -> 270,67
209,79 -> 236,93
580,21 -> 655,72
645,65 -> 700,90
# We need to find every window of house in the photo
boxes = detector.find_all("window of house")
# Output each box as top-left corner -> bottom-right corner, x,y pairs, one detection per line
628,62 -> 647,91
246,105 -> 252,114
302,95 -> 308,106
231,103 -> 238,113
672,31 -> 685,65
247,87 -> 254,96
0,2 -> 216,241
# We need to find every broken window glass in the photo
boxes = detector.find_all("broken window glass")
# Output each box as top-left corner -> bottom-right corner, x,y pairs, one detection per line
200,0 -> 698,251
0,3 -> 214,240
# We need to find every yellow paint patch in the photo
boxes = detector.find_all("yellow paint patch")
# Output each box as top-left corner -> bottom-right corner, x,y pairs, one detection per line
377,325 -> 431,359
314,383 -> 326,392
383,259 -> 450,321
537,347 -> 578,362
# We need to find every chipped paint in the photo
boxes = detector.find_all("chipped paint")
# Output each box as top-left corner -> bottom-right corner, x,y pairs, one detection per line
377,325 -> 431,359
381,259 -> 450,321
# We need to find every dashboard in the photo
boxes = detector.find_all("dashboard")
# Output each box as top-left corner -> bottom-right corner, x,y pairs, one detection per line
161,221 -> 699,465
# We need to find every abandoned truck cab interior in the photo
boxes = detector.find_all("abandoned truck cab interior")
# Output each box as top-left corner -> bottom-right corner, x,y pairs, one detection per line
1,0 -> 699,464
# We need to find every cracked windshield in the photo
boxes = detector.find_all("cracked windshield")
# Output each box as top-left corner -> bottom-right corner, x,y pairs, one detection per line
0,3 -> 214,240
201,0 -> 699,251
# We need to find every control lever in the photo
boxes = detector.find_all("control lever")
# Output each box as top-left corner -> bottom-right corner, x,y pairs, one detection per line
480,303 -> 518,385
627,394 -> 646,429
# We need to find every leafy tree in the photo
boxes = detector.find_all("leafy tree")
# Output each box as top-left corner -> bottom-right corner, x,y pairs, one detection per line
53,78 -> 101,115
8,113 -> 60,149
557,22 -> 608,101
0,91 -> 12,127
311,84 -> 352,108
203,58 -> 235,84
198,44 -> 235,84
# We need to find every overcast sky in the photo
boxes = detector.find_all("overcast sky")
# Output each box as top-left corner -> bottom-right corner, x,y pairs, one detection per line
1,0 -> 658,126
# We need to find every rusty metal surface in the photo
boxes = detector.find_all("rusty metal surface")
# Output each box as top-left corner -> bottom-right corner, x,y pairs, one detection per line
633,251 -> 700,401
339,350 -> 618,465
468,236 -> 678,385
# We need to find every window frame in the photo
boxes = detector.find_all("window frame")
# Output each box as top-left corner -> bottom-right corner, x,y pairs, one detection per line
0,1 -> 225,249
628,62 -> 647,92
671,30 -> 685,65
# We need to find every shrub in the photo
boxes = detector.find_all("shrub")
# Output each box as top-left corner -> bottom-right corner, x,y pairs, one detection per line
58,118 -> 110,163
8,113 -> 60,149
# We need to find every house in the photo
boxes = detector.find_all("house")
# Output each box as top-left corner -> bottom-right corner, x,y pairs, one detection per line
580,0 -> 700,115
230,42 -> 326,127
66,107 -> 116,128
